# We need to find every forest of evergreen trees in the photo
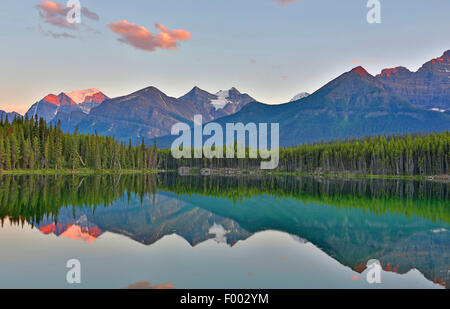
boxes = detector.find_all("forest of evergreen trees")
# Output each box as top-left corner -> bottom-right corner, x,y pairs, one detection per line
158,131 -> 449,176
0,115 -> 159,171
0,115 -> 448,176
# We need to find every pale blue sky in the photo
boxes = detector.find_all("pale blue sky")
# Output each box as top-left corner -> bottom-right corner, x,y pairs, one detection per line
1,0 -> 449,114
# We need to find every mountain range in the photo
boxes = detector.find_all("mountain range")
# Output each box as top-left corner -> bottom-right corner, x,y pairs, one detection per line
205,65 -> 450,147
0,110 -> 21,122
53,86 -> 255,142
4,50 -> 449,146
25,88 -> 109,123
155,52 -> 450,147
377,50 -> 450,111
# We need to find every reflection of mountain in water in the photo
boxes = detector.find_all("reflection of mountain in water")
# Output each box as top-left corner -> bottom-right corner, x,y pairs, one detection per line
377,229 -> 449,287
176,193 -> 449,288
35,192 -> 251,247
0,174 -> 448,288
38,215 -> 102,243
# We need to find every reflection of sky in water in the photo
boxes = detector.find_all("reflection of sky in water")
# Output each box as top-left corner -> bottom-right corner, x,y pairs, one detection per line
0,219 -> 442,289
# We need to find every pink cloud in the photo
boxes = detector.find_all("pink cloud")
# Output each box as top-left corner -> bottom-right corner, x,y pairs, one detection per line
35,1 -> 99,30
37,1 -> 64,14
352,59 -> 360,64
108,20 -> 192,53
36,1 -> 75,29
272,0 -> 301,6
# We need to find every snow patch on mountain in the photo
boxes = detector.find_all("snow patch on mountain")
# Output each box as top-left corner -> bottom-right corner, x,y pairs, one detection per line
430,108 -> 446,113
290,92 -> 310,102
210,90 -> 232,110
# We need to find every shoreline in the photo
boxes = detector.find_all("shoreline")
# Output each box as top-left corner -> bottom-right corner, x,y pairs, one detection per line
0,168 -> 447,182
176,167 -> 448,181
266,171 -> 443,181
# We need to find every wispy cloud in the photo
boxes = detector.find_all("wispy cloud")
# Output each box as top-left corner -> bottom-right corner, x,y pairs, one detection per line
38,23 -> 77,39
35,1 -> 99,31
272,0 -> 301,7
36,1 -> 76,29
108,20 -> 192,53
81,7 -> 99,21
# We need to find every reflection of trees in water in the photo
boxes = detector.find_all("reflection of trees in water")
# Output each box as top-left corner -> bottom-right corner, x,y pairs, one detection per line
160,174 -> 449,223
0,174 -> 448,288
0,174 -> 448,226
0,175 -> 156,225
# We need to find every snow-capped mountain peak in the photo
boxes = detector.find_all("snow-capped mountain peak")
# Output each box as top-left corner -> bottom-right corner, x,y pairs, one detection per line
66,88 -> 102,104
25,88 -> 108,123
210,89 -> 232,110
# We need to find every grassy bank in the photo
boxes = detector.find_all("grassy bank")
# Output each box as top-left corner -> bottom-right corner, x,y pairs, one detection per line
0,168 -> 161,176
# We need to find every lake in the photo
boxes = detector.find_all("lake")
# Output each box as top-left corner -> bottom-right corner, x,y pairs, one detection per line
0,173 -> 448,289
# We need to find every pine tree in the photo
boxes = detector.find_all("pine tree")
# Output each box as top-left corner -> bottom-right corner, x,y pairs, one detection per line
9,134 -> 21,169
4,137 -> 11,170
0,137 -> 5,170
33,136 -> 41,169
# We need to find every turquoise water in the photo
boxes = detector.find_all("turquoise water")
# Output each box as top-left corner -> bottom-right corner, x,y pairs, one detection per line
0,174 -> 448,289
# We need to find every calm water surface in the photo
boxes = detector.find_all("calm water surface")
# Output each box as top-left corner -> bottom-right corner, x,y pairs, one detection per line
0,174 -> 448,289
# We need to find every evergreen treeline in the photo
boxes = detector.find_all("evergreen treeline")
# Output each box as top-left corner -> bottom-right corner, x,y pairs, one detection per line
278,132 -> 449,176
158,131 -> 450,176
0,115 -> 448,176
0,115 -> 159,171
